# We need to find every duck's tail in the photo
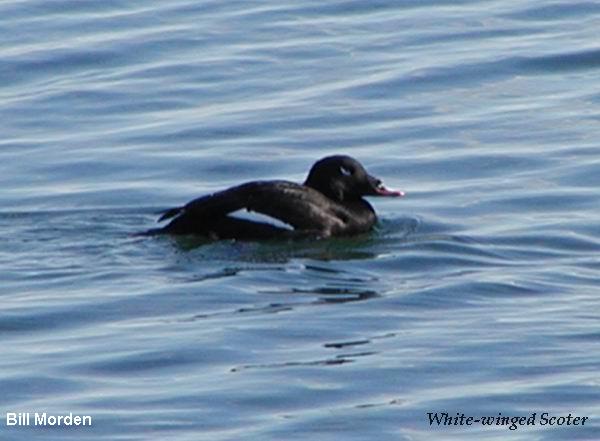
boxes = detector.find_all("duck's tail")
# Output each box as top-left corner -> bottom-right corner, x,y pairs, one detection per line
157,206 -> 183,222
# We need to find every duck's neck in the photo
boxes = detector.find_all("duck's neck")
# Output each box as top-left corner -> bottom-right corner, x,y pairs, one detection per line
344,198 -> 377,232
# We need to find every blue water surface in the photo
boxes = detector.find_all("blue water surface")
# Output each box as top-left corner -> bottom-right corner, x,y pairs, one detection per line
1,1 -> 599,440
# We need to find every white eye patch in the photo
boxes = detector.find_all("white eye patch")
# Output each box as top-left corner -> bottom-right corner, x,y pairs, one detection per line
340,166 -> 352,176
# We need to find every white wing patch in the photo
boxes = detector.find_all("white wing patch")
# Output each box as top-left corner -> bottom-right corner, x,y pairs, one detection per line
232,209 -> 294,230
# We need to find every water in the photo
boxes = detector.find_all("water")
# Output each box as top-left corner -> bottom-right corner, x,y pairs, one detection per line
1,1 -> 599,440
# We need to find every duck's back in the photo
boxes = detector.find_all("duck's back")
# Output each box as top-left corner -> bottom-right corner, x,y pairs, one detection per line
157,180 -> 372,238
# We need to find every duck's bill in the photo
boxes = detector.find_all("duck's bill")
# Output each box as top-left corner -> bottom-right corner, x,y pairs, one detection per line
367,176 -> 405,197
375,186 -> 405,197
373,180 -> 405,197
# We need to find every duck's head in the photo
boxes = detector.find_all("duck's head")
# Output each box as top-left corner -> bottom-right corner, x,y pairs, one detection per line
304,155 -> 404,202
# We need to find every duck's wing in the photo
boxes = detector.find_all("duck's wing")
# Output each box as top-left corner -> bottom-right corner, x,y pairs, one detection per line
247,181 -> 350,234
158,183 -> 250,222
159,180 -> 349,235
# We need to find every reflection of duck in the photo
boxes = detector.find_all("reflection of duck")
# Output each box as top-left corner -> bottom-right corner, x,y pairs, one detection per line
147,155 -> 403,240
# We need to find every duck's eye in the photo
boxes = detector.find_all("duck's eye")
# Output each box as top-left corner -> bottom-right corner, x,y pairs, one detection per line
340,166 -> 353,176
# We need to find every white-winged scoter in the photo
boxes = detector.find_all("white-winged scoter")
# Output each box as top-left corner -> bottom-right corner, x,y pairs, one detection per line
147,155 -> 404,239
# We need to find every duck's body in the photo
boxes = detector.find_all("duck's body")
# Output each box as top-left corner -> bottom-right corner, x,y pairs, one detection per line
147,155 -> 403,240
